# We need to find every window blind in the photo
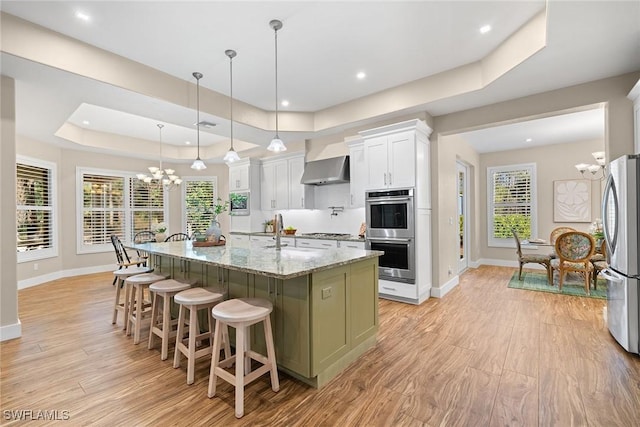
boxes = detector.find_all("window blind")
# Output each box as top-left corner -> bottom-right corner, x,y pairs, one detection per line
17,163 -> 53,253
489,166 -> 534,241
81,174 -> 126,244
129,179 -> 164,241
185,180 -> 216,236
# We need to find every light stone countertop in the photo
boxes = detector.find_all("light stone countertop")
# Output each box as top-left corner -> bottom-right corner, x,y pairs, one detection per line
231,231 -> 366,242
131,241 -> 382,280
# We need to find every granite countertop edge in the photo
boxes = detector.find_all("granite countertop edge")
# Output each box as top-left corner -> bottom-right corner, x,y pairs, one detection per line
231,231 -> 365,242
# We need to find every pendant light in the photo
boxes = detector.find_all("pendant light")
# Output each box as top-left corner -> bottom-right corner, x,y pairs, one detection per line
191,71 -> 207,170
223,49 -> 241,164
267,19 -> 286,152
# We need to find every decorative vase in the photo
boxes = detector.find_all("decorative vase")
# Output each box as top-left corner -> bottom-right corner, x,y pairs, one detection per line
155,232 -> 166,242
206,219 -> 222,243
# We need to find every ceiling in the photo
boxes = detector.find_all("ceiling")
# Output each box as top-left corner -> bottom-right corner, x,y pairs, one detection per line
1,1 -> 639,161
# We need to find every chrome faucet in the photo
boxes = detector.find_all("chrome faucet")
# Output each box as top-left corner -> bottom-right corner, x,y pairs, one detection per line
274,213 -> 284,250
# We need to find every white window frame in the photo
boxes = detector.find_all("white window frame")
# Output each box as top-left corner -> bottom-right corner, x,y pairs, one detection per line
181,176 -> 218,236
76,167 -> 168,254
16,155 -> 58,263
487,163 -> 537,248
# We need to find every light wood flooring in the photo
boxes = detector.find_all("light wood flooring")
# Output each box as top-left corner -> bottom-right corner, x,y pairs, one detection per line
2,265 -> 639,426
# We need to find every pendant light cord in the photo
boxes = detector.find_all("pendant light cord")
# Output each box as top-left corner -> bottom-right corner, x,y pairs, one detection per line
158,123 -> 164,171
230,54 -> 234,149
196,75 -> 201,159
274,24 -> 279,138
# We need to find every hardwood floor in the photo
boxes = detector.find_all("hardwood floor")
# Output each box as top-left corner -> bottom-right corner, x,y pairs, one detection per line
2,265 -> 639,426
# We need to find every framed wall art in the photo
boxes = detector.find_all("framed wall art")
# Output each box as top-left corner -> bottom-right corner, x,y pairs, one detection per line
553,179 -> 591,222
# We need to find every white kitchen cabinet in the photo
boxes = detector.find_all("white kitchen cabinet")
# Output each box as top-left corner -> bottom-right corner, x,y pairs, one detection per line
628,79 -> 640,153
249,235 -> 294,248
229,162 -> 250,191
363,131 -> 415,190
296,238 -> 337,249
261,160 -> 289,210
338,240 -> 365,250
347,138 -> 365,208
288,155 -> 314,209
261,153 -> 312,211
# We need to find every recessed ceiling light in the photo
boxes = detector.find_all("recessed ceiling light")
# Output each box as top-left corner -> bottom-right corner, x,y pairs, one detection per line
75,11 -> 91,22
185,141 -> 191,145
525,138 -> 533,142
82,120 -> 90,126
356,71 -> 366,80
479,25 -> 492,34
281,100 -> 289,107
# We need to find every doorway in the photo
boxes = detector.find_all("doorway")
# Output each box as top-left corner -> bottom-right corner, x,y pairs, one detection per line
457,161 -> 469,273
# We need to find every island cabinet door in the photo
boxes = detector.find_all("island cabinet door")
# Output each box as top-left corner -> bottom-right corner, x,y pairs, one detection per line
250,275 -> 311,377
349,259 -> 379,347
311,266 -> 350,376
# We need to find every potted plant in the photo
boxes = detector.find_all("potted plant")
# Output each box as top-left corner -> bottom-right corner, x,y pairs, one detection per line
206,198 -> 229,242
264,219 -> 274,233
284,226 -> 297,235
153,222 -> 167,242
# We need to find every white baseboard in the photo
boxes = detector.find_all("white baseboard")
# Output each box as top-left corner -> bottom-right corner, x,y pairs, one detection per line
431,275 -> 459,298
469,259 -> 481,268
0,320 -> 22,341
18,264 -> 115,289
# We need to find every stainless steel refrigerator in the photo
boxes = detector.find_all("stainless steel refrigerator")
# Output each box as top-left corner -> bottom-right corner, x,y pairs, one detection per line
601,154 -> 640,354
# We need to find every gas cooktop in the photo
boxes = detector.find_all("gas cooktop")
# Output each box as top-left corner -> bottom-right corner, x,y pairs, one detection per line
299,232 -> 352,238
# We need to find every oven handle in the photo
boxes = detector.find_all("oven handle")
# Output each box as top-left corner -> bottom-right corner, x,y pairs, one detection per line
366,237 -> 412,243
366,197 -> 412,203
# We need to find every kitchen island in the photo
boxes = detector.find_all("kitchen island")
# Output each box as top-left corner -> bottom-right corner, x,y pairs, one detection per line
131,240 -> 382,388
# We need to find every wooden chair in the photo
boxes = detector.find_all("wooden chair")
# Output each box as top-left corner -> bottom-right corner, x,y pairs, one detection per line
550,231 -> 596,295
133,230 -> 155,262
110,235 -> 148,285
591,239 -> 608,288
164,232 -> 190,242
511,228 -> 552,283
548,227 -> 575,259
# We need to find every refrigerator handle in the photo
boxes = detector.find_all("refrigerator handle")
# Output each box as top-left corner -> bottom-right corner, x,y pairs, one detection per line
601,268 -> 623,283
602,173 -> 617,260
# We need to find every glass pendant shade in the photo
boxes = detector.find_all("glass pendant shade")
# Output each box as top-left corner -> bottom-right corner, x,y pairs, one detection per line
267,137 -> 287,152
137,123 -> 182,190
191,159 -> 206,171
223,148 -> 240,163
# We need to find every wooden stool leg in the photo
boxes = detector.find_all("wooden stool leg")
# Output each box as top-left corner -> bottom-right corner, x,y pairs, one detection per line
173,305 -> 185,369
148,291 -> 159,350
126,282 -> 136,336
112,278 -> 123,324
263,316 -> 280,392
222,323 -> 231,360
133,284 -> 144,344
160,293 -> 172,360
187,305 -> 197,385
235,324 -> 245,418
207,320 -> 224,398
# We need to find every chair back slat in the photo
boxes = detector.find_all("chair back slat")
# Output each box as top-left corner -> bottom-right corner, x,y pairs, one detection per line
164,233 -> 190,242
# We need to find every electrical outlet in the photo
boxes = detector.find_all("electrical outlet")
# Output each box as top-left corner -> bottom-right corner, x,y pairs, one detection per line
34,263 -> 39,271
321,287 -> 332,299
447,265 -> 452,275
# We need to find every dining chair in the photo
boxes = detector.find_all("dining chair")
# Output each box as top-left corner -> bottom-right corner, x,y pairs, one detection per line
511,228 -> 553,283
110,235 -> 148,285
591,239 -> 608,288
133,230 -> 155,262
164,232 -> 190,242
550,231 -> 596,295
548,226 -> 575,259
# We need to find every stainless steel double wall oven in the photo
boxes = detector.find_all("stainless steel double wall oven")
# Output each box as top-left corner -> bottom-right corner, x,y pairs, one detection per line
365,188 -> 415,283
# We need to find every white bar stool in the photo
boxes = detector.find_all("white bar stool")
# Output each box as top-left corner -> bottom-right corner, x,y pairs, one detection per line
207,298 -> 279,418
173,287 -> 228,385
125,272 -> 167,344
148,278 -> 196,360
112,266 -> 152,327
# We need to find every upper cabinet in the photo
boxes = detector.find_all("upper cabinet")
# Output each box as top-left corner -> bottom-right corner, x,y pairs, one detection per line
347,137 -> 365,208
628,78 -> 640,154
261,153 -> 313,211
360,119 -> 432,208
363,131 -> 415,190
229,162 -> 250,191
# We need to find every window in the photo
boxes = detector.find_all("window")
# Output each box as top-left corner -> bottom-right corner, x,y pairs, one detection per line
16,156 -> 57,262
77,168 -> 166,253
487,163 -> 537,247
183,177 -> 218,236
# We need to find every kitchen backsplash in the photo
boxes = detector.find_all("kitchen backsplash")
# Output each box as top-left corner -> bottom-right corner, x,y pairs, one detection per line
272,207 -> 365,235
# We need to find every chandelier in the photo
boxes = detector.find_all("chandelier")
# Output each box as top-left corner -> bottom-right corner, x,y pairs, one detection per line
136,123 -> 182,190
575,151 -> 606,180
